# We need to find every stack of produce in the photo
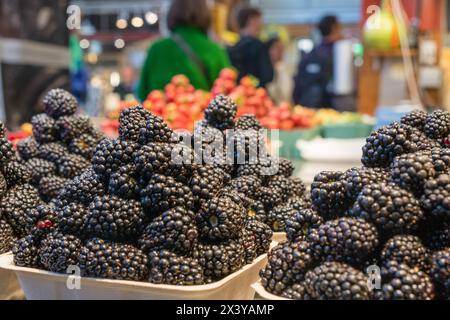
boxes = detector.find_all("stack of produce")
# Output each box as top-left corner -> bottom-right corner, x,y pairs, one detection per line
16,89 -> 103,202
260,109 -> 450,300
12,94 -> 306,286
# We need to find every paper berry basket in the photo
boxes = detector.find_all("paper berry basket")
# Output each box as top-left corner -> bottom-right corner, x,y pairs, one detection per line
252,280 -> 289,300
272,232 -> 287,243
0,253 -> 24,300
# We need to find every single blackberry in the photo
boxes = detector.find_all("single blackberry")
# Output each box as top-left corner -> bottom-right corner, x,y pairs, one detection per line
57,203 -> 89,236
229,175 -> 261,199
38,175 -> 68,202
257,186 -> 283,210
78,238 -> 149,281
349,182 -> 423,236
342,167 -> 389,202
285,208 -> 323,241
196,194 -> 246,240
260,241 -> 315,295
235,156 -> 278,179
189,165 -> 229,208
56,153 -> 90,179
376,260 -> 435,300
268,176 -> 306,201
400,109 -> 427,128
139,207 -> 198,254
245,219 -> 272,255
430,248 -> 450,298
423,224 -> 449,250
311,171 -> 349,220
0,139 -> 15,164
37,142 -> 70,162
424,110 -> 450,139
43,88 -> 78,118
248,199 -> 267,222
23,204 -> 57,233
232,128 -> 267,164
193,238 -> 245,280
67,133 -> 99,159
304,262 -> 371,300
380,235 -> 429,271
16,137 -> 39,160
0,220 -> 14,254
31,114 -> 57,143
235,114 -> 262,131
140,174 -> 194,215
138,114 -> 174,145
241,229 -> 257,263
148,250 -> 204,285
277,158 -> 295,177
361,122 -> 420,168
108,164 -> 139,199
84,195 -> 146,241
12,235 -> 41,267
0,172 -> 6,198
204,94 -> 237,131
2,160 -> 31,187
308,217 -> 378,266
430,147 -> 450,172
25,158 -> 56,184
56,115 -> 94,142
286,195 -> 311,212
57,168 -> 106,206
266,205 -> 297,232
92,139 -> 138,179
421,174 -> 450,222
39,232 -> 82,273
133,142 -> 174,183
281,283 -> 310,300
118,106 -> 152,142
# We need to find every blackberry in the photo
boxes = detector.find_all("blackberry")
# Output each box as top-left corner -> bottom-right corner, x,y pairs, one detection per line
78,238 -> 149,281
430,147 -> 450,172
308,217 -> 378,265
25,158 -> 56,184
423,224 -> 449,250
67,133 -> 99,159
92,139 -> 138,179
266,205 -> 297,232
148,250 -> 204,285
311,171 -> 349,220
56,115 -> 94,142
257,186 -> 283,209
0,139 -> 15,164
31,114 -> 57,143
342,167 -> 389,202
260,241 -> 315,295
196,194 -> 246,240
232,128 -> 266,164
286,195 -> 311,211
139,207 -> 198,254
37,142 -> 70,162
43,88 -> 77,118
349,182 -> 423,236
430,248 -> 450,298
0,122 -> 5,138
189,165 -> 228,208
268,176 -> 306,200
0,220 -> 14,254
277,158 -> 295,178
108,164 -> 139,199
204,94 -> 237,131
2,160 -> 31,187
133,142 -> 173,183
381,235 -> 429,271
39,232 -> 82,273
229,175 -> 261,199
400,109 -> 427,128
241,229 -> 257,263
56,153 -> 90,179
235,114 -> 262,131
138,114 -> 174,145
57,203 -> 89,236
424,110 -> 450,139
193,238 -> 245,280
23,204 -> 57,233
38,175 -> 68,202
0,173 -> 6,198
235,156 -> 278,179
57,168 -> 105,206
12,235 -> 41,267
421,174 -> 450,222
281,283 -> 310,300
16,137 -> 39,160
376,260 -> 435,300
84,195 -> 146,241
248,199 -> 267,222
140,174 -> 194,215
304,262 -> 371,300
286,208 -> 323,241
245,219 -> 273,255
118,106 -> 152,142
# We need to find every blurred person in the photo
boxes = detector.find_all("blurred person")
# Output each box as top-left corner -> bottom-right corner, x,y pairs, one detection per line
114,65 -> 137,100
293,15 -> 343,108
266,37 -> 292,103
228,7 -> 273,88
137,0 -> 230,101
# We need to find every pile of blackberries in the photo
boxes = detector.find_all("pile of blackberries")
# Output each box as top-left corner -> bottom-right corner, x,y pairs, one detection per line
260,109 -> 450,300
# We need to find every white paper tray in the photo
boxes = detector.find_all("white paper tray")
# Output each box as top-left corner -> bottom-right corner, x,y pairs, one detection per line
272,232 -> 287,243
252,281 -> 289,300
0,247 -> 272,300
0,253 -> 24,300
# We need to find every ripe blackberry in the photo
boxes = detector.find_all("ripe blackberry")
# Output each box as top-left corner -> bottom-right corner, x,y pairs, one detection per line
78,238 -> 148,281
23,204 -> 57,234
342,167 -> 389,202
424,110 -> 450,139
196,194 -> 246,240
362,122 -> 420,168
381,235 -> 429,271
311,171 -> 349,220
257,186 -> 283,209
133,142 -> 178,183
376,260 -> 435,300
2,160 -> 31,187
56,115 -> 93,142
421,174 -> 450,222
241,229 -> 257,263
84,195 -> 146,241
430,147 -> 450,172
268,176 -> 306,200
39,232 -> 82,273
16,137 -> 39,160
349,182 -> 423,236
266,205 -> 297,232
57,153 -> 90,179
38,175 -> 68,202
139,207 -> 198,254
229,175 -> 261,199
281,283 -> 310,300
236,156 -> 278,179
12,235 -> 41,267
140,174 -> 194,215
57,168 -> 105,206
118,106 -> 151,142
232,128 -> 266,164
430,248 -> 450,298
277,158 -> 295,177
189,165 -> 228,208
148,250 -> 204,285
37,142 -> 70,162
92,139 -> 138,179
401,109 -> 427,128
193,239 -> 245,280
57,203 -> 89,236
248,199 -> 267,222
0,139 -> 15,164
235,114 -> 262,131
31,114 -> 57,143
245,219 -> 273,255
260,241 -> 315,295
0,173 -> 6,198
67,133 -> 99,159
204,94 -> 237,131
0,122 -> 5,138
0,220 -> 14,254
138,114 -> 174,145
286,208 -> 323,241
43,88 -> 77,118
304,262 -> 371,300
308,217 -> 378,265
423,224 -> 449,250
108,164 -> 139,199
25,158 -> 56,184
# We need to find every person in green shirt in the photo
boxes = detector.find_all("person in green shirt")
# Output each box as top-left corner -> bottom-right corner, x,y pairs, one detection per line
137,0 -> 230,101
